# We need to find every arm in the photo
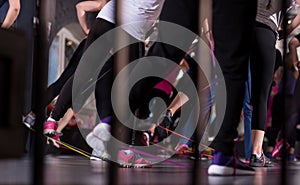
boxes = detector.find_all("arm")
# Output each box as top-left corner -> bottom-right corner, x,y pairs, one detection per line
203,18 -> 214,50
200,0 -> 213,49
1,0 -> 20,29
76,0 -> 105,36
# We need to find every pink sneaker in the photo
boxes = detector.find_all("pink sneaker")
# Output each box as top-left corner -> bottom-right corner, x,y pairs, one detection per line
118,150 -> 152,168
141,132 -> 150,146
47,134 -> 60,148
175,144 -> 189,152
44,120 -> 58,136
175,144 -> 190,155
272,139 -> 290,158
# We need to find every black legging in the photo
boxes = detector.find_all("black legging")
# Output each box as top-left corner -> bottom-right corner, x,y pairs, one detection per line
294,78 -> 300,143
269,74 -> 300,148
95,41 -> 144,120
129,0 -> 200,116
250,23 -> 277,131
128,0 -> 213,147
210,0 -> 257,155
31,39 -> 86,114
50,18 -> 115,120
269,93 -> 298,148
51,18 -> 143,122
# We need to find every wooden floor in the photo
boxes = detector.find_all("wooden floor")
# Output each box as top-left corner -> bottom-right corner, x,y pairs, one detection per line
1,155 -> 300,185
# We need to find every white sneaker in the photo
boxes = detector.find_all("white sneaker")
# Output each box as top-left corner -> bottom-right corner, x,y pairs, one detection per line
86,123 -> 111,158
90,150 -> 110,161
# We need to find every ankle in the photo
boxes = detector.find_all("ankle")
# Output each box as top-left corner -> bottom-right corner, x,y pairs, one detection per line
47,117 -> 56,122
255,152 -> 262,158
252,146 -> 263,156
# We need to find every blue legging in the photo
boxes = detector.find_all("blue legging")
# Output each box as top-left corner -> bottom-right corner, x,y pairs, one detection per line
243,64 -> 252,159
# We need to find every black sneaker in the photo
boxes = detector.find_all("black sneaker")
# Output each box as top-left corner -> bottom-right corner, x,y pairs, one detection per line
208,152 -> 255,176
250,153 -> 273,167
152,110 -> 173,142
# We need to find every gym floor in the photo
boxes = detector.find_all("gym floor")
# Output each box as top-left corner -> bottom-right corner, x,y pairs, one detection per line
1,155 -> 300,185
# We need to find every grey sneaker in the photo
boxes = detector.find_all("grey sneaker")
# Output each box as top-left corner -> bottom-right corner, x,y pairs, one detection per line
118,150 -> 152,168
250,153 -> 273,167
23,113 -> 36,128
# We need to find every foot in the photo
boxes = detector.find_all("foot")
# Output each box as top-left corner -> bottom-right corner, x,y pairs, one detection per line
250,152 -> 273,167
272,139 -> 290,158
208,152 -> 255,176
46,134 -> 60,148
86,123 -> 111,156
152,110 -> 173,142
175,144 -> 189,155
44,120 -> 58,136
23,112 -> 36,128
118,149 -> 152,168
90,150 -> 110,161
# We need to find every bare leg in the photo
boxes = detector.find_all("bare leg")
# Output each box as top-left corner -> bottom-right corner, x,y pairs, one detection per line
251,129 -> 265,155
168,92 -> 189,116
56,108 -> 74,134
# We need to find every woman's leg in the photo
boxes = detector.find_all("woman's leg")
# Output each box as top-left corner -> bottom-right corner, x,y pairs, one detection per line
40,39 -> 87,112
250,26 -> 276,166
24,39 -> 87,128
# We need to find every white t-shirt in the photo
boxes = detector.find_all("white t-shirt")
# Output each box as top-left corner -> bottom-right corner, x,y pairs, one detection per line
97,0 -> 165,40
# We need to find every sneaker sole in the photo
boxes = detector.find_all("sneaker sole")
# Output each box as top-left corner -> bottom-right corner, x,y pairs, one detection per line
117,161 -> 151,168
90,150 -> 110,161
44,129 -> 56,136
90,156 -> 102,161
46,137 -> 60,148
250,162 -> 273,167
208,165 -> 255,176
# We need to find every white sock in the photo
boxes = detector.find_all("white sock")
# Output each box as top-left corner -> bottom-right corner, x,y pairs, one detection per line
47,117 -> 56,122
256,152 -> 262,158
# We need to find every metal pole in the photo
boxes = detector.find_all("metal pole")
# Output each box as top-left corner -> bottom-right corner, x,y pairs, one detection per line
281,0 -> 288,184
108,0 -> 130,184
192,0 -> 204,184
33,0 -> 51,184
